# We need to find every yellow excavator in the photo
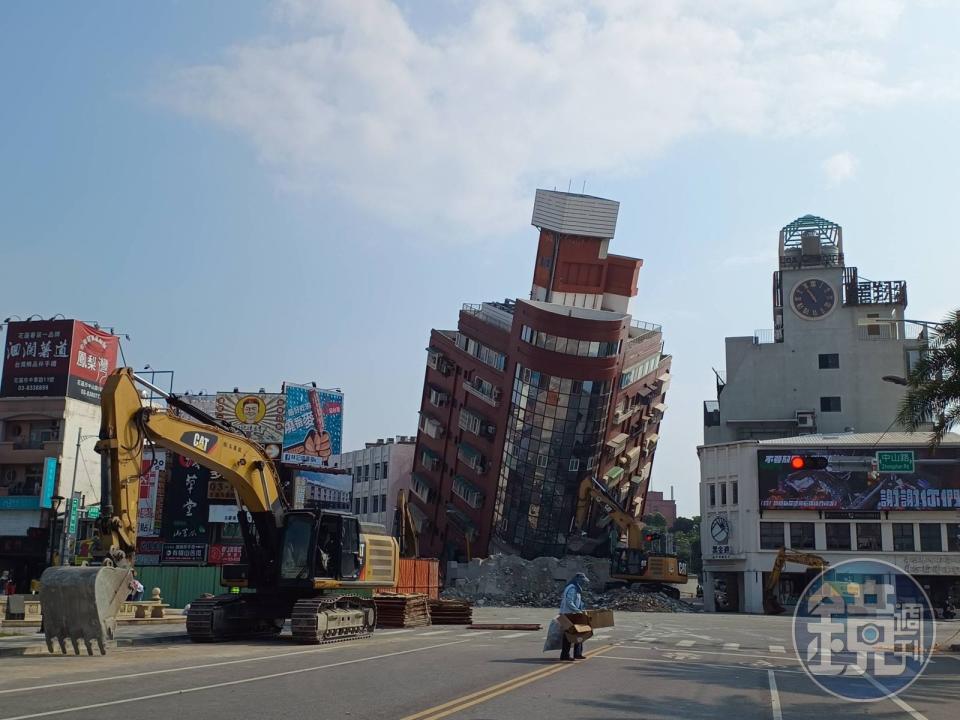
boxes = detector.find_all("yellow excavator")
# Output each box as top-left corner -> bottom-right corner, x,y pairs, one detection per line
571,476 -> 688,598
762,547 -> 828,615
39,368 -> 399,655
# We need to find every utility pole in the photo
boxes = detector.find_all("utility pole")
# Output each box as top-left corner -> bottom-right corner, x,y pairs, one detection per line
59,426 -> 82,565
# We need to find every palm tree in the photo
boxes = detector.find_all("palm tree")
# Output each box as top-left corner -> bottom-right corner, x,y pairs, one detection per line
896,310 -> 960,449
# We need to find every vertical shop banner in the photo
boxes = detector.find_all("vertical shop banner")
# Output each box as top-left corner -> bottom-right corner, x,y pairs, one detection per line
0,319 -> 119,403
138,452 -> 165,537
281,384 -> 343,468
66,321 -> 120,404
40,457 -> 57,509
215,392 -> 286,445
162,454 -> 211,543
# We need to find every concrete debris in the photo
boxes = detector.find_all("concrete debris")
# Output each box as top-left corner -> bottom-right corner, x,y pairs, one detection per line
441,554 -> 698,613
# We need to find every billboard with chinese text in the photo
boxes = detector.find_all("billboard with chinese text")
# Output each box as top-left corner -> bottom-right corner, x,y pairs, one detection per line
758,447 -> 960,511
281,384 -> 343,468
162,454 -> 211,542
138,452 -> 165,537
215,392 -> 285,444
1,319 -> 119,403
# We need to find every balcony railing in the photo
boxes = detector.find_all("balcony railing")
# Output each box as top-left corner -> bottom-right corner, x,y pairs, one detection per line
461,303 -> 512,331
463,379 -> 500,407
753,329 -> 775,345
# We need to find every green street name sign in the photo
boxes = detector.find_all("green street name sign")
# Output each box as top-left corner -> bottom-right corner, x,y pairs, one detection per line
876,450 -> 915,473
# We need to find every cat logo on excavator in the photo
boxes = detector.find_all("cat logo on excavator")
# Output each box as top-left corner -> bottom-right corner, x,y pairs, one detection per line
182,431 -> 218,454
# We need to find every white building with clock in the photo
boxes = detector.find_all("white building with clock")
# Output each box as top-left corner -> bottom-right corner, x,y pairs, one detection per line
698,215 -> 940,614
703,214 -> 923,445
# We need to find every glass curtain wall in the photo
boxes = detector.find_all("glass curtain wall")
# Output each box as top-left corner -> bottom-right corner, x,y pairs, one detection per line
493,364 -> 611,558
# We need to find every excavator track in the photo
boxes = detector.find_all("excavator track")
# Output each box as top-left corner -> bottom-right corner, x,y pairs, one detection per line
186,596 -> 283,643
291,595 -> 377,645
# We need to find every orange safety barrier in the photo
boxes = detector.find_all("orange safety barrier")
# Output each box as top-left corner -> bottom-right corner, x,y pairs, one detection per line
393,558 -> 440,600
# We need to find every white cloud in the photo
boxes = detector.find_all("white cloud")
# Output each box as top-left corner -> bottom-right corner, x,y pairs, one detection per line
822,151 -> 859,184
162,0 -> 930,237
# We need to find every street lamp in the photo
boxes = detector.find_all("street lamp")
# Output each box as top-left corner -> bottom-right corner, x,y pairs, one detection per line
59,429 -> 100,565
882,375 -> 908,386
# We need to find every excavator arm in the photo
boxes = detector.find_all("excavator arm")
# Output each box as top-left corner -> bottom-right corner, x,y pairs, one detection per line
762,547 -> 828,614
95,368 -> 285,561
41,368 -> 287,655
573,476 -> 644,548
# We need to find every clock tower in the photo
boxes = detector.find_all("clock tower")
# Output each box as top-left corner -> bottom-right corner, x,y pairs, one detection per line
773,215 -> 845,341
703,214 -> 917,444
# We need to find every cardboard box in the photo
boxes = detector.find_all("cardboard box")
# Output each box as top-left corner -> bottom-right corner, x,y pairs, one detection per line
558,613 -> 593,643
587,608 -> 615,629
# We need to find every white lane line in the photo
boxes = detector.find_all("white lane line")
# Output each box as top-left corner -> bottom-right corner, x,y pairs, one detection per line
498,632 -> 533,639
723,643 -> 740,651
0,640 -> 469,720
417,630 -> 451,636
379,629 -> 415,635
856,669 -> 928,720
612,646 -> 802,664
459,631 -> 491,637
768,671 -> 783,720
769,645 -> 787,654
596,655 -> 805,675
0,641 -> 378,696
676,640 -> 696,647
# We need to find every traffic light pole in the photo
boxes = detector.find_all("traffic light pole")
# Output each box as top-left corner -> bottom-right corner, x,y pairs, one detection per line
58,426 -> 82,565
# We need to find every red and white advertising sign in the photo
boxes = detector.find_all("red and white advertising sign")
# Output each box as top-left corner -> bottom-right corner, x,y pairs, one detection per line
207,544 -> 243,565
138,452 -> 166,537
1,319 -> 119,403
66,321 -> 120,404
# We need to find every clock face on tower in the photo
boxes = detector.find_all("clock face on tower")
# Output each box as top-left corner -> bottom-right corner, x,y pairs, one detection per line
791,278 -> 836,319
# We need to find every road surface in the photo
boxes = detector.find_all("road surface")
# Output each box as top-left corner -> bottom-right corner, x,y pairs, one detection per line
1,608 -> 957,719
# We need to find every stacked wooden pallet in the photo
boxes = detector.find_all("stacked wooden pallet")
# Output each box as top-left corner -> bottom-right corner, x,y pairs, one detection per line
374,593 -> 431,628
428,599 -> 473,625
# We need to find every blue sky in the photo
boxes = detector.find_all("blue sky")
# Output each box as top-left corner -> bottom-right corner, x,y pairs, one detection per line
2,1 -> 959,516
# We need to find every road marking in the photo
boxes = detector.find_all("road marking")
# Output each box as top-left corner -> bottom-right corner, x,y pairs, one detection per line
855,668 -> 928,720
769,645 -> 787,654
459,630 -> 490,637
417,630 -> 451,636
723,643 -> 740,651
498,632 -> 532,639
618,645 -> 802,664
400,644 -> 613,720
0,639 -> 397,696
0,641 -> 468,720
596,655 -> 806,675
379,629 -> 415,635
768,671 -> 783,720
676,640 -> 696,647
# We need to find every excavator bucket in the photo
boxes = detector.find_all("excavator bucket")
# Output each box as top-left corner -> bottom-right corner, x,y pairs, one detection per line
39,566 -> 131,655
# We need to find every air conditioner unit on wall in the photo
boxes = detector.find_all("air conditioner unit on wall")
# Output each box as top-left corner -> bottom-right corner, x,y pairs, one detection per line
796,411 -> 816,428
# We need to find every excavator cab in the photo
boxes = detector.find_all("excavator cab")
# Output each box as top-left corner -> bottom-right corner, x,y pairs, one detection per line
278,511 -> 363,586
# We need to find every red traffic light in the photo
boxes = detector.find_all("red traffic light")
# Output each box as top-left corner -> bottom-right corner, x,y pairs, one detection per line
644,532 -> 660,543
789,455 -> 829,471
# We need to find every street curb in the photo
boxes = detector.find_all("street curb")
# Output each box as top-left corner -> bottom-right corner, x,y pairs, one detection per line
0,633 -> 190,657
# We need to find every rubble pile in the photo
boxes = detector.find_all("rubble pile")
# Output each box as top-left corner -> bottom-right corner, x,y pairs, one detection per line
589,587 -> 698,613
441,554 -> 699,613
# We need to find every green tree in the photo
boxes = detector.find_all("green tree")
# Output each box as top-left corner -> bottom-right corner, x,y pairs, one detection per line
896,310 -> 960,449
643,512 -> 667,529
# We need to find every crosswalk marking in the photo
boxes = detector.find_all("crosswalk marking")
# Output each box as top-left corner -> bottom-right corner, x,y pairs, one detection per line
379,629 -> 414,635
417,630 -> 451,636
769,645 -> 787,654
676,640 -> 696,647
723,642 -> 740,651
499,632 -> 533,639
459,631 -> 490,637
